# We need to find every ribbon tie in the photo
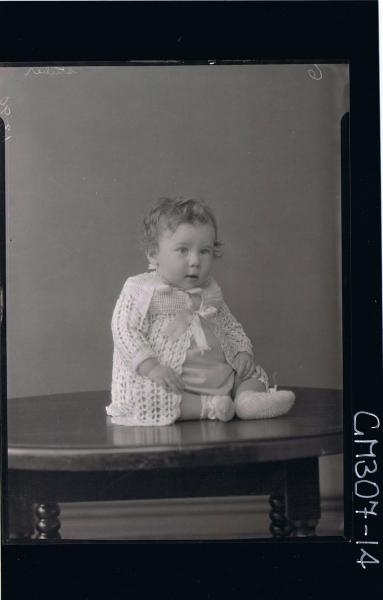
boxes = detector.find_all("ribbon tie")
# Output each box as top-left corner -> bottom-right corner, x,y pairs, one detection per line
163,287 -> 217,353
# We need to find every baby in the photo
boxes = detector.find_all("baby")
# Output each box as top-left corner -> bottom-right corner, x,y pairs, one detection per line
107,197 -> 295,426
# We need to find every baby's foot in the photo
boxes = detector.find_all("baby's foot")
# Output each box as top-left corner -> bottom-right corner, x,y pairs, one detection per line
234,390 -> 295,420
201,395 -> 235,422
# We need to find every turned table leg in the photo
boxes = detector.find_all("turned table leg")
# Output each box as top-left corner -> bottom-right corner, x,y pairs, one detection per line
284,457 -> 321,537
268,494 -> 294,537
34,503 -> 62,539
7,471 -> 63,540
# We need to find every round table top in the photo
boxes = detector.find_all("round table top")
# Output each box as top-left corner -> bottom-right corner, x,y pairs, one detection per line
7,388 -> 343,471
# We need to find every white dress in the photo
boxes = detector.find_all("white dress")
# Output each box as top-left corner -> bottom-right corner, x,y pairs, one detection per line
107,271 -> 257,426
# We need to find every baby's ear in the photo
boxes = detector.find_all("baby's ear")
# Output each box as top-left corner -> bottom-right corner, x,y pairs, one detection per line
146,248 -> 158,269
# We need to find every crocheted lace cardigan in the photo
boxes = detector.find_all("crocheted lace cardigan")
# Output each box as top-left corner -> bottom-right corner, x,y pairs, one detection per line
107,271 -> 254,426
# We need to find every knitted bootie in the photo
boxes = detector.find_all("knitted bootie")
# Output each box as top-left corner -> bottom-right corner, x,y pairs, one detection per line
234,389 -> 295,420
201,395 -> 235,422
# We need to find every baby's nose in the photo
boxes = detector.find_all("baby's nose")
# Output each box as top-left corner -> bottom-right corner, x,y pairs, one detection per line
189,252 -> 200,266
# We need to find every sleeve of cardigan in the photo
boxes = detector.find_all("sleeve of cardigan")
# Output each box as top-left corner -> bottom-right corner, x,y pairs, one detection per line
217,300 -> 254,358
111,280 -> 157,372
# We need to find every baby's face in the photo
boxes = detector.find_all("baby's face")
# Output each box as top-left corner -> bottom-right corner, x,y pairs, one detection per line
152,223 -> 216,290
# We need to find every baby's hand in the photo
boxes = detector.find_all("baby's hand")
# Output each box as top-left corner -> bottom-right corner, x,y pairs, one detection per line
145,362 -> 185,393
233,352 -> 256,380
253,364 -> 269,387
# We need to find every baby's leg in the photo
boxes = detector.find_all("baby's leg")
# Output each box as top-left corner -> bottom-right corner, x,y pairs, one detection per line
234,376 -> 295,420
178,392 -> 203,421
178,392 -> 234,422
235,376 -> 267,395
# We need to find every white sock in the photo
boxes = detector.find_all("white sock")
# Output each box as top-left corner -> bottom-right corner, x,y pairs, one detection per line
235,390 -> 296,420
200,395 -> 235,422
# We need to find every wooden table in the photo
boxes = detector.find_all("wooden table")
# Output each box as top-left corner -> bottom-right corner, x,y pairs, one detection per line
6,387 -> 342,540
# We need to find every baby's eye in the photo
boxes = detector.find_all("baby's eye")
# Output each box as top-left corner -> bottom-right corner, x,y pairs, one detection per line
201,248 -> 213,255
176,247 -> 188,254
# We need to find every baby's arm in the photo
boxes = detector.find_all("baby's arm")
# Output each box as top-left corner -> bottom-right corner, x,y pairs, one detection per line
138,358 -> 184,393
111,282 -> 158,373
217,300 -> 270,384
217,300 -> 254,358
112,281 -> 183,392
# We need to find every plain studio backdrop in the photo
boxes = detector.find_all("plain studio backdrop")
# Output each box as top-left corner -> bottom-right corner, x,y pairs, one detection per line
3,63 -> 348,535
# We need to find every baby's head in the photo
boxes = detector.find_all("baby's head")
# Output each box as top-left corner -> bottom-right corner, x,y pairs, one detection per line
143,196 -> 222,290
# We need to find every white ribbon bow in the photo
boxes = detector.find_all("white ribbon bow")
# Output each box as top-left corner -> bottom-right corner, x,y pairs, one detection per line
163,288 -> 217,353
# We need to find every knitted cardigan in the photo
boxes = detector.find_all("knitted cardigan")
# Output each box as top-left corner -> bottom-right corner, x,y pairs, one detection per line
106,271 -> 254,426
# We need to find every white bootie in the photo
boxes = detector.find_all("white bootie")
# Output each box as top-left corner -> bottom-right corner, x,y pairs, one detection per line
235,389 -> 296,420
201,395 -> 235,422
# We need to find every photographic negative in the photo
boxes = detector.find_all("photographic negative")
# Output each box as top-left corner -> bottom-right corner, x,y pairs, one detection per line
2,62 -> 347,541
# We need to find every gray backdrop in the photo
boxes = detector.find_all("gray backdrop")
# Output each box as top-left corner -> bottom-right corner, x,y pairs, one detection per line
3,64 -> 348,398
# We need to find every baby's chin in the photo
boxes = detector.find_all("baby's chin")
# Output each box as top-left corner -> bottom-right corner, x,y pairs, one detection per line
178,275 -> 209,290
156,270 -> 211,290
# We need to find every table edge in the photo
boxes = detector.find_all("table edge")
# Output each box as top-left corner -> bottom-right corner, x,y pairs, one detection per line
7,431 -> 343,471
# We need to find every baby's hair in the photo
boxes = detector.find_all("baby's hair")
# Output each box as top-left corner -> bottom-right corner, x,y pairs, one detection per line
143,196 -> 223,258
